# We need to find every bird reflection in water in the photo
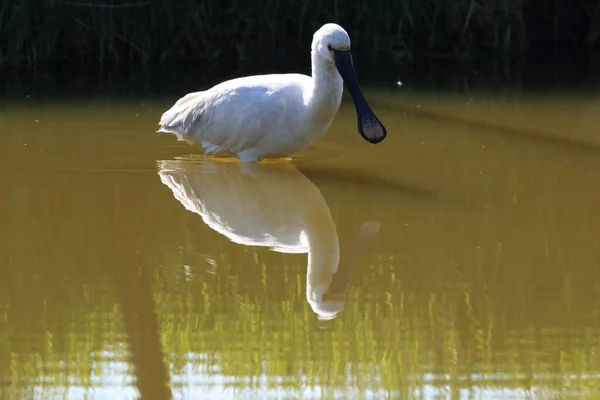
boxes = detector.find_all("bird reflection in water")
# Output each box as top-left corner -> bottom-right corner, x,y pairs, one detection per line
157,158 -> 379,320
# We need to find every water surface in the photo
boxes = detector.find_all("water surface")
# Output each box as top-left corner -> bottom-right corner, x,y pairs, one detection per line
2,85 -> 600,399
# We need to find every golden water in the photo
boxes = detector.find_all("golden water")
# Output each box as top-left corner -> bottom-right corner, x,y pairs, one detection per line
2,87 -> 600,399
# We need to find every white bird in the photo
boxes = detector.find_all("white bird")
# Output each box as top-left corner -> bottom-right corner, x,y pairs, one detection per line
158,159 -> 347,320
157,23 -> 386,162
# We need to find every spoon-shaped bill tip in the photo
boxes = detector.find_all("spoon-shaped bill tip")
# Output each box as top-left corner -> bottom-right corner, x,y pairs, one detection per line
358,113 -> 387,144
333,50 -> 387,145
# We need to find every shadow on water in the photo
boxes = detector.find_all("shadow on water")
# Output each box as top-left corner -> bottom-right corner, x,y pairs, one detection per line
296,163 -> 440,201
93,184 -> 174,399
113,261 -> 173,400
393,102 -> 600,156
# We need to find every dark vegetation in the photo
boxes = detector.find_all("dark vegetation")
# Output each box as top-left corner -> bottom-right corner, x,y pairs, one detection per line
1,0 -> 600,71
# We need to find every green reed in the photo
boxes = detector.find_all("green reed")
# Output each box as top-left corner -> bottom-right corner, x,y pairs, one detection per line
0,0 -> 597,69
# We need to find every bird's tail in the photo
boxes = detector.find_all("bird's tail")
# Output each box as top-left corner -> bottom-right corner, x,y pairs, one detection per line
157,91 -> 205,134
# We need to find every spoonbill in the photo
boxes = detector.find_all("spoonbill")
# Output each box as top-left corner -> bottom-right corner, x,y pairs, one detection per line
158,23 -> 386,162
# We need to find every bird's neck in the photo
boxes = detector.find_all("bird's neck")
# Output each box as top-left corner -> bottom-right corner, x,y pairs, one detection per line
305,211 -> 340,298
308,56 -> 344,120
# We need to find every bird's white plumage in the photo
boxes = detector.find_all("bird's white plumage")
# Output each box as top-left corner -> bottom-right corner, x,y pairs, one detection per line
158,23 -> 353,162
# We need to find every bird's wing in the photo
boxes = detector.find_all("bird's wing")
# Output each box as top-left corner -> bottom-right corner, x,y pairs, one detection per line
158,74 -> 308,152
158,91 -> 206,133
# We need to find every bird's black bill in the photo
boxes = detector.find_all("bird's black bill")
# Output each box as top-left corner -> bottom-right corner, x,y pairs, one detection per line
333,50 -> 386,144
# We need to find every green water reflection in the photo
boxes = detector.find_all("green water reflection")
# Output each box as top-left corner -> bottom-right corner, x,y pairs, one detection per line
1,87 -> 600,399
